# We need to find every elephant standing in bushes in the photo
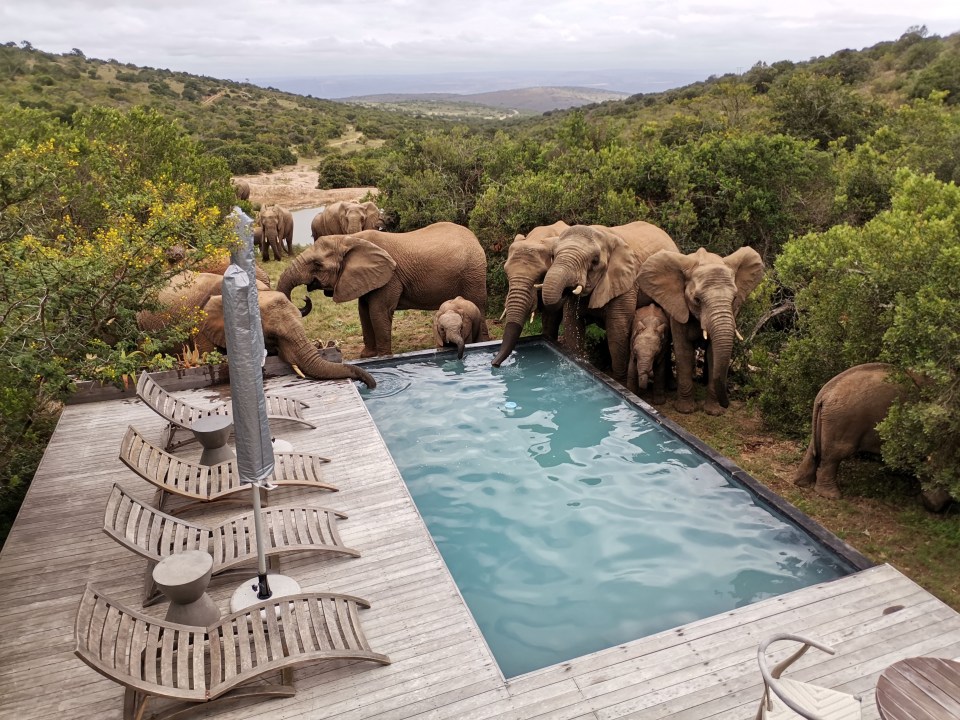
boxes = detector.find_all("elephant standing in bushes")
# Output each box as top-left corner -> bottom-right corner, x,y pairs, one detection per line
492,220 -> 570,367
541,223 -> 678,382
434,296 -> 484,359
259,205 -> 293,260
311,201 -> 381,239
627,303 -> 671,404
638,247 -> 764,415
138,271 -> 375,387
278,222 -> 489,357
232,179 -> 250,201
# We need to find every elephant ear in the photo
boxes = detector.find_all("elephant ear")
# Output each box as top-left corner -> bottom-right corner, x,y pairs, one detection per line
637,250 -> 699,324
333,235 -> 397,302
590,228 -> 639,309
197,295 -> 226,349
724,246 -> 765,313
432,312 -> 445,347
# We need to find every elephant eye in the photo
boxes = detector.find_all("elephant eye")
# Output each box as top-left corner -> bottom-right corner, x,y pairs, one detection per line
591,256 -> 600,267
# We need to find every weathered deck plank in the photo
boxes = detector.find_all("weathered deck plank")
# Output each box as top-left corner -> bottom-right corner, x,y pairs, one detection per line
1,372 -> 959,720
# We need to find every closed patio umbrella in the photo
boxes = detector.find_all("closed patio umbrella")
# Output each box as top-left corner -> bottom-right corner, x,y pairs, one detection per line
221,208 -> 301,609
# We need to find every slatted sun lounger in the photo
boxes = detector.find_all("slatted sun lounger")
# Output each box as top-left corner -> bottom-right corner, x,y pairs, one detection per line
119,425 -> 336,511
103,483 -> 360,605
74,583 -> 390,720
136,371 -> 316,451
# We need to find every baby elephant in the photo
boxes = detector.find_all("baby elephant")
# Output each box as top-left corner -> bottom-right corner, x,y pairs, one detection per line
627,304 -> 671,403
433,296 -> 484,359
794,363 -> 902,499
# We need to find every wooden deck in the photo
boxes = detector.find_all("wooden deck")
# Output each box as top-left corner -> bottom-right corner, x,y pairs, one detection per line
2,372 -> 960,720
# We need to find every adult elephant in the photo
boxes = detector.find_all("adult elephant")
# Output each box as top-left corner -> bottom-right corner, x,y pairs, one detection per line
232,179 -> 250,201
278,222 -> 489,357
201,291 -> 376,388
540,222 -> 678,382
638,247 -> 764,415
259,205 -> 293,260
311,201 -> 381,239
491,221 -> 569,368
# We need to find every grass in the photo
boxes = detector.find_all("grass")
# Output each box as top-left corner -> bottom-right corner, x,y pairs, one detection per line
264,254 -> 960,613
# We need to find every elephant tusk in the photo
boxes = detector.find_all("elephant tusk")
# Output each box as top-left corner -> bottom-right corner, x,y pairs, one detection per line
703,329 -> 709,341
533,283 -> 543,289
736,329 -> 744,341
572,285 -> 583,295
530,310 -> 536,324
292,363 -> 306,379
499,307 -> 507,321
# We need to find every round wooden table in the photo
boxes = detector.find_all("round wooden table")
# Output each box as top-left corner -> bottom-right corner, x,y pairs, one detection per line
876,656 -> 960,719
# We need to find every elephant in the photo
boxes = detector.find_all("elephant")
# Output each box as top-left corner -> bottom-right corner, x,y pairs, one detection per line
277,222 -> 489,358
311,201 -> 382,239
137,271 -> 374,387
540,222 -> 678,382
491,221 -> 569,368
627,303 -> 671,404
434,296 -> 484,359
259,205 -> 293,260
232,179 -> 250,201
638,246 -> 764,415
200,291 -> 376,388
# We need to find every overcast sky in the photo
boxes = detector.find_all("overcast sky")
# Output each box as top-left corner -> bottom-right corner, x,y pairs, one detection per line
4,1 -> 959,89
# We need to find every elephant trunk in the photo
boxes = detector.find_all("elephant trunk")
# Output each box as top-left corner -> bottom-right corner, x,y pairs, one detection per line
439,313 -> 466,359
277,258 -> 312,315
541,261 -> 580,309
491,279 -> 537,367
280,336 -> 377,388
703,304 -> 736,408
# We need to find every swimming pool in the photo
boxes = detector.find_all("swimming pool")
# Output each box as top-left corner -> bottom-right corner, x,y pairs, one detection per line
360,342 -> 861,678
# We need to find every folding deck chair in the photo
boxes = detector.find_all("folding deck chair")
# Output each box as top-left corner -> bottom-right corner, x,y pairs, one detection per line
136,371 -> 316,451
74,583 -> 390,720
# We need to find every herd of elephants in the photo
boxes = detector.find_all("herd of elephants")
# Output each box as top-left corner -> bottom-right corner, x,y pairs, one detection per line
141,180 -> 940,508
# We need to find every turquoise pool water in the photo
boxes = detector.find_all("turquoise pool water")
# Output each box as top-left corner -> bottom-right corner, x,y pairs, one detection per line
360,343 -> 852,678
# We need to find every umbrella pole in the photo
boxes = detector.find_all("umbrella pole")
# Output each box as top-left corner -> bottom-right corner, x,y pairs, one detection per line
251,484 -> 272,600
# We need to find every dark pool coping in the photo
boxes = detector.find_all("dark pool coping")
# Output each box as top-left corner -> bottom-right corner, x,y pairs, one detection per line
354,336 -> 875,575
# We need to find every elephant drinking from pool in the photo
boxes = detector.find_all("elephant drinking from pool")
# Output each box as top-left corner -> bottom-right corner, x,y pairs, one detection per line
278,222 -> 489,357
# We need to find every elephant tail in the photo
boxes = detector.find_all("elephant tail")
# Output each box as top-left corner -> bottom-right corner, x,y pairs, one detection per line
811,395 -> 825,463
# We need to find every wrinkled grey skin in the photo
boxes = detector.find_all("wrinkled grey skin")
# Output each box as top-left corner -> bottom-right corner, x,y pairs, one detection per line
491,221 -> 569,368
433,296 -> 484,359
201,291 -> 375,388
278,222 -> 488,357
233,179 -> 250,201
311,201 -> 381,238
638,247 -> 764,415
792,363 -> 935,504
627,304 -> 671,404
259,205 -> 294,260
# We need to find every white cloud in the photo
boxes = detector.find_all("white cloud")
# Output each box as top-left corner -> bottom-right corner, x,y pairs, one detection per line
2,0 -> 958,87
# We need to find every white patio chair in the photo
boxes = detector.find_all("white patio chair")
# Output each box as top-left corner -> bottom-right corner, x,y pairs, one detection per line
756,633 -> 862,720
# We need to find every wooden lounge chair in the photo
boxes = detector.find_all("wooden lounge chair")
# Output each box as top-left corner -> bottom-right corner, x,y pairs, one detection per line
756,633 -> 862,719
136,371 -> 316,451
74,583 -> 390,720
119,425 -> 336,511
103,483 -> 360,605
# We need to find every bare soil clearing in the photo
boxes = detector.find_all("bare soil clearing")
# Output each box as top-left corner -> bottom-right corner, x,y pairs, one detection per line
236,158 -> 377,211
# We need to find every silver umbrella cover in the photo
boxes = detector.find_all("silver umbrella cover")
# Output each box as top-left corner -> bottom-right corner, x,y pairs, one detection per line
222,208 -> 275,487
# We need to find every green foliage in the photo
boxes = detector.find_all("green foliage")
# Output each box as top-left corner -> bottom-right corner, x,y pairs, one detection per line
0,104 -> 237,505
768,70 -> 882,148
756,171 -> 960,498
317,154 -> 359,188
910,47 -> 960,104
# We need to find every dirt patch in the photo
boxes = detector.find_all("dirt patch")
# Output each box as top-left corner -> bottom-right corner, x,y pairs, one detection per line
236,159 -> 377,212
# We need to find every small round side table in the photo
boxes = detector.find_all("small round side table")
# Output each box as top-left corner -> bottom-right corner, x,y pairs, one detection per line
153,550 -> 221,626
191,415 -> 235,465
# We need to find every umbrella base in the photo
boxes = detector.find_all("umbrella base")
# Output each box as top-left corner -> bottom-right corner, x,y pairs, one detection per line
230,574 -> 302,613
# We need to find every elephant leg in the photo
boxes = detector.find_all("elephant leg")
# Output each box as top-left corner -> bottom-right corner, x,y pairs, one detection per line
793,441 -> 818,487
542,309 -> 561,342
357,297 -> 377,357
651,355 -> 669,405
814,459 -> 842,499
672,321 -> 696,414
366,282 -> 403,356
606,294 -> 636,382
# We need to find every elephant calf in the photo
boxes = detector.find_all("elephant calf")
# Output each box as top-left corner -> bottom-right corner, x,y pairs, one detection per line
434,296 -> 484,359
794,363 -> 905,500
627,304 -> 671,403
